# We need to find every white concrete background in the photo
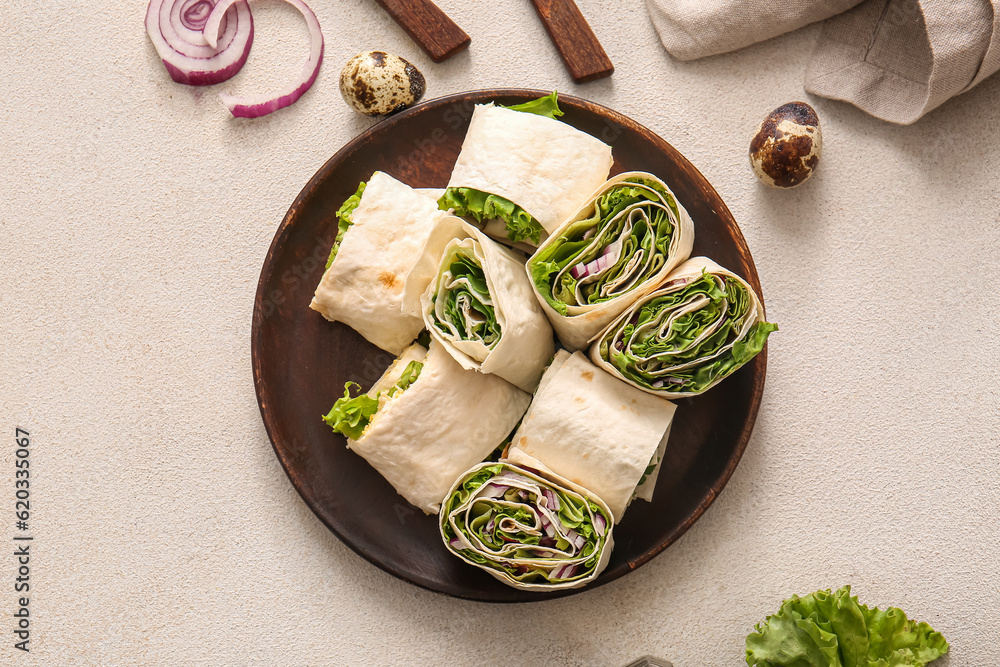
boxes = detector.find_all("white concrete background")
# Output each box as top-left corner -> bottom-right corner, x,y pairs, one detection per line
2,0 -> 998,664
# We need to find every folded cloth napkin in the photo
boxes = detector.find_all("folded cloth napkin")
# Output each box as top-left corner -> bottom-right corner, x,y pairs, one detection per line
646,0 -> 1000,124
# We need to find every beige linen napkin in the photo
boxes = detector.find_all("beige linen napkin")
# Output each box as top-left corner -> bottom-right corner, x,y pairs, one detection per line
647,0 -> 1000,124
646,0 -> 866,61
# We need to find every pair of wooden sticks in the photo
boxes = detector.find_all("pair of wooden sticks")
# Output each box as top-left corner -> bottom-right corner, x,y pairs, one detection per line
374,0 -> 614,83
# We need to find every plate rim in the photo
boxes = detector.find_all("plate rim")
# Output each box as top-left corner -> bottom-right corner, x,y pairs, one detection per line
251,88 -> 767,601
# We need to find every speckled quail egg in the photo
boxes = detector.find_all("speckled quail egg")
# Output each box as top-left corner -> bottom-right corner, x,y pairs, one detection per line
340,51 -> 425,116
749,102 -> 822,188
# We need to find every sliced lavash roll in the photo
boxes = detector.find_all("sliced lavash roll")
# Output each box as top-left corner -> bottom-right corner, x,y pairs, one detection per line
310,171 -> 449,355
439,460 -> 614,591
526,171 -> 695,351
322,340 -> 531,513
589,256 -> 777,398
441,100 -> 613,246
505,350 -> 677,522
402,216 -> 555,392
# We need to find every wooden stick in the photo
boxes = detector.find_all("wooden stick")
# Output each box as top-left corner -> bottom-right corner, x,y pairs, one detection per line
373,0 -> 471,63
528,0 -> 614,83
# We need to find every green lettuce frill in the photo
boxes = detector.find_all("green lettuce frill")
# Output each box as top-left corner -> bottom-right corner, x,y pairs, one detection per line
503,90 -> 564,119
325,181 -> 366,269
438,188 -> 546,244
322,360 -> 423,440
746,585 -> 949,667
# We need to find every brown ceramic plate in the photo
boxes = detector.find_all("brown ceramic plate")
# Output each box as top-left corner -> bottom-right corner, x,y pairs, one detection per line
252,89 -> 767,602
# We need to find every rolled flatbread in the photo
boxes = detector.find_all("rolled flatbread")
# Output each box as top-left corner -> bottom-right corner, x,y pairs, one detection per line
310,171 -> 449,355
440,461 -> 614,591
442,102 -> 613,244
506,350 -> 677,522
589,256 -> 777,397
323,340 -> 531,513
526,171 -> 695,351
403,216 -> 555,392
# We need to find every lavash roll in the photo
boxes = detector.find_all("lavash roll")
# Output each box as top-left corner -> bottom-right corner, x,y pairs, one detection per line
506,350 -> 677,522
310,171 -> 448,354
526,171 -> 695,351
403,216 -> 555,392
337,340 -> 531,514
589,256 -> 776,398
440,461 -> 614,591
445,103 -> 613,241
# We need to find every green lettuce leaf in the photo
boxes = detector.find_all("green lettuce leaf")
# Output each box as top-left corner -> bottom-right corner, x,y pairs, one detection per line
502,91 -> 564,119
438,187 -> 545,244
325,181 -> 367,269
322,360 -> 423,439
393,360 -> 422,393
321,382 -> 378,440
745,586 -> 949,667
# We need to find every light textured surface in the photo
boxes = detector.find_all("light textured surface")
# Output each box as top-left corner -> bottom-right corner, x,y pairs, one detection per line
1,0 -> 998,665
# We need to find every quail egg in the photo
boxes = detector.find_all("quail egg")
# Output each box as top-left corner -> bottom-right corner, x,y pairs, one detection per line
340,51 -> 425,116
749,102 -> 822,188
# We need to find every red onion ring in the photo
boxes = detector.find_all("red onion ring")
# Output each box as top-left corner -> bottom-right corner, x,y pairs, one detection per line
145,0 -> 254,86
146,0 -> 323,118
205,0 -> 324,118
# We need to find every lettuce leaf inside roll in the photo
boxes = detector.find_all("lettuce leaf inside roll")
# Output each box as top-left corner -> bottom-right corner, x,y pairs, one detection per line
322,360 -> 423,439
430,247 -> 501,350
438,188 -> 545,244
599,271 -> 776,394
325,181 -> 367,268
437,92 -> 564,244
440,463 -> 613,589
530,178 -> 680,316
